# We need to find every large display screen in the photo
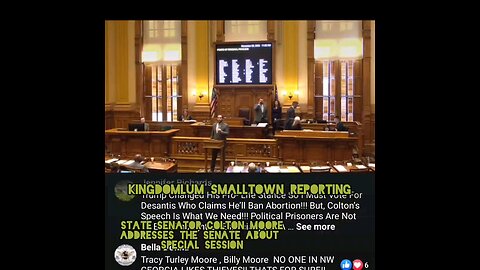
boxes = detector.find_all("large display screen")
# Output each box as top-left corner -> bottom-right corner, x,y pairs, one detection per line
216,42 -> 273,85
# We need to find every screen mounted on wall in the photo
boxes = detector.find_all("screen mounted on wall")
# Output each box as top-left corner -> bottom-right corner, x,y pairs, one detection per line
215,42 -> 273,85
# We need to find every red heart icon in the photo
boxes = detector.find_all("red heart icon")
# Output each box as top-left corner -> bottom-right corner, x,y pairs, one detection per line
352,259 -> 363,270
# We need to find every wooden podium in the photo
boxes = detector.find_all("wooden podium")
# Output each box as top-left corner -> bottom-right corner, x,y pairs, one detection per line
203,139 -> 225,172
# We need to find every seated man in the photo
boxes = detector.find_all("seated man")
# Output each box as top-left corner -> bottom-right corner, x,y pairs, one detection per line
290,116 -> 303,130
129,154 -> 149,173
180,108 -> 194,121
248,162 -> 258,173
334,115 -> 348,131
109,162 -> 121,173
110,162 -> 133,173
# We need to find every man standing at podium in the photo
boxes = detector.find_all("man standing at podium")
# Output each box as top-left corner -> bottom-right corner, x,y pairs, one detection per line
210,115 -> 229,172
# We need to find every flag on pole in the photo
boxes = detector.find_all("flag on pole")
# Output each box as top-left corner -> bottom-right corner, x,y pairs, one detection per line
210,87 -> 218,118
274,84 -> 279,103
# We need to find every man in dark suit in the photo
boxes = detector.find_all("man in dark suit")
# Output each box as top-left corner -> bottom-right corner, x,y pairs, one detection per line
140,117 -> 149,131
254,98 -> 268,124
284,101 -> 298,130
210,115 -> 229,172
334,115 -> 348,131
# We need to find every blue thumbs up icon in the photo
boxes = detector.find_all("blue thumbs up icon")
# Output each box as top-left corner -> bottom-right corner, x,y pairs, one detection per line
340,259 -> 352,270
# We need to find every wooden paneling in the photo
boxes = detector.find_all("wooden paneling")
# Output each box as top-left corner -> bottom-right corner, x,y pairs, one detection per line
106,131 -> 362,172
267,20 -> 275,41
105,110 -> 139,130
181,21 -> 188,109
353,60 -> 363,122
370,113 -> 375,142
131,120 -> 196,136
280,130 -> 349,138
362,21 -> 374,155
114,21 -> 130,103
275,131 -> 358,163
302,121 -> 361,132
135,20 -> 144,116
222,117 -> 245,126
105,128 -> 179,158
214,87 -> 273,123
195,21 -> 209,103
190,122 -> 268,139
191,110 -> 212,123
307,20 -> 316,117
170,137 -> 278,172
314,61 -> 323,120
124,136 -> 146,156
304,141 -> 329,161
301,121 -> 364,156
363,112 -> 375,156
284,21 -> 298,94
143,66 -> 152,120
216,21 -> 224,42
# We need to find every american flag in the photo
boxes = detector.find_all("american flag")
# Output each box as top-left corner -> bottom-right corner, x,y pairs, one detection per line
210,87 -> 218,119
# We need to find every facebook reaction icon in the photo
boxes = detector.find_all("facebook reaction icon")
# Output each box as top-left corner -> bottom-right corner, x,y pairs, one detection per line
352,259 -> 363,270
340,259 -> 352,270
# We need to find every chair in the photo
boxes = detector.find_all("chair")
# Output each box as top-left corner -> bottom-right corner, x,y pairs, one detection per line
238,108 -> 251,125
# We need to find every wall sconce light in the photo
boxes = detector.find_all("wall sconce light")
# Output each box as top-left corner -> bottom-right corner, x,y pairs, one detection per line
282,90 -> 298,101
193,91 -> 205,100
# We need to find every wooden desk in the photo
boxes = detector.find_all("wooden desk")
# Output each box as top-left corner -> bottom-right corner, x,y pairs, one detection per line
263,166 -> 301,173
130,121 -> 196,136
280,130 -> 349,138
105,128 -> 179,157
275,130 -> 358,163
190,122 -> 268,138
226,165 -> 249,173
105,156 -> 176,173
224,117 -> 247,126
303,121 -> 364,154
170,137 -> 278,172
302,121 -> 362,132
144,161 -> 177,173
226,165 -> 301,173
330,163 -> 372,173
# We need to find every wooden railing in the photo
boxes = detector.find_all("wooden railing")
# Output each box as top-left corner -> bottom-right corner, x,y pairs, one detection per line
106,131 -> 362,173
302,121 -> 363,154
170,137 -> 279,172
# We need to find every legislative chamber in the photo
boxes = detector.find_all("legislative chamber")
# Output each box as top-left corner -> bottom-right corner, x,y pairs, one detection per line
105,20 -> 375,173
